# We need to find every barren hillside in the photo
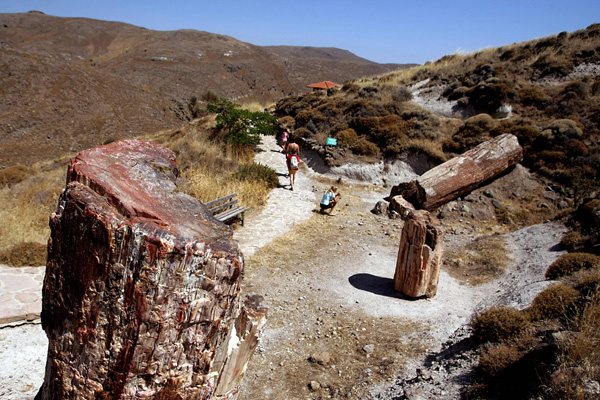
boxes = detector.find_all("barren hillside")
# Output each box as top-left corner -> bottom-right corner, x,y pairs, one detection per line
0,11 -> 409,166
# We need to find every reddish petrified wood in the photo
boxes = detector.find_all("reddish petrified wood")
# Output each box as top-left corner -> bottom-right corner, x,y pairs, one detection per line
394,210 -> 443,298
390,133 -> 523,211
37,140 -> 265,400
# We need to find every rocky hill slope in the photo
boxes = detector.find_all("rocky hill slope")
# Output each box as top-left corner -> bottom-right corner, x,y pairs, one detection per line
0,11 -> 410,166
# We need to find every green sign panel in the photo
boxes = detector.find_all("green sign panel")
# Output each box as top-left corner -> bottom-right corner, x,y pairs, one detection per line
326,138 -> 337,146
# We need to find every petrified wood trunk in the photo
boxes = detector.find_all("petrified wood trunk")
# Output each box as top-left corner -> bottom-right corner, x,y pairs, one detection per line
390,133 -> 523,211
37,140 -> 266,400
394,210 -> 443,298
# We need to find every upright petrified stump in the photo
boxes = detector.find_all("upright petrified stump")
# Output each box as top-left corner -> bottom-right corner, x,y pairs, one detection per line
37,140 -> 266,400
390,133 -> 523,211
394,210 -> 443,298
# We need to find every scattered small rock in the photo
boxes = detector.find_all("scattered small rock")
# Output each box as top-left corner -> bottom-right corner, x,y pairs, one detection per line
363,344 -> 375,354
308,351 -> 331,366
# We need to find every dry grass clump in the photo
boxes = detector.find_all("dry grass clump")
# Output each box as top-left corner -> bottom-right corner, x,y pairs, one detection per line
549,288 -> 600,400
545,253 -> 600,280
471,306 -> 529,344
0,242 -> 47,267
560,231 -> 585,251
0,161 -> 66,265
447,235 -> 511,285
151,121 -> 277,209
0,165 -> 35,187
526,284 -> 580,321
477,342 -> 524,377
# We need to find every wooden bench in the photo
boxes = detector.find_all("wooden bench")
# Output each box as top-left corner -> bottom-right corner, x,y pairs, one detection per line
205,193 -> 248,226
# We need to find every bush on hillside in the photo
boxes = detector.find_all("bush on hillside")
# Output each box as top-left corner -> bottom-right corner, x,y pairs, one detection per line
527,284 -> 579,321
335,128 -> 359,147
576,198 -> 600,234
560,231 -> 585,251
351,138 -> 379,156
391,86 -> 413,102
401,109 -> 440,140
471,306 -> 529,344
518,86 -> 549,109
478,343 -> 523,377
207,98 -> 278,146
466,82 -> 513,114
546,252 -> 600,280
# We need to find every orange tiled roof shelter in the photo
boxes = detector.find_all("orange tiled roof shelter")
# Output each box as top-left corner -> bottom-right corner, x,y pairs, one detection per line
306,80 -> 341,89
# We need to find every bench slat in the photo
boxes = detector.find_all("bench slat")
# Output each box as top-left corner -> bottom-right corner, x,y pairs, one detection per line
204,193 -> 238,208
209,199 -> 238,214
215,207 -> 248,222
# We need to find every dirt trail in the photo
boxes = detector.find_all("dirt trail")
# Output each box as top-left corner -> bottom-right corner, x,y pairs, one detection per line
0,135 -> 568,400
236,136 -> 568,399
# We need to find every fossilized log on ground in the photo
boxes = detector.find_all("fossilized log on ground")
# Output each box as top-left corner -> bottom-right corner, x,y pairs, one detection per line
390,133 -> 523,211
394,210 -> 443,298
37,140 -> 266,400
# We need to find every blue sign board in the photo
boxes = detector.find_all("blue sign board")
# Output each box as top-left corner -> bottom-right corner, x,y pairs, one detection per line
326,138 -> 337,146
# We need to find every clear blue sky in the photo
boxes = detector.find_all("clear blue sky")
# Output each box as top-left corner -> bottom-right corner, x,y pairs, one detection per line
3,1 -> 599,64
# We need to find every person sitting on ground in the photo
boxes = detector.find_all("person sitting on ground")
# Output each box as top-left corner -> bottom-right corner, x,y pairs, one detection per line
320,186 -> 341,214
286,142 -> 300,191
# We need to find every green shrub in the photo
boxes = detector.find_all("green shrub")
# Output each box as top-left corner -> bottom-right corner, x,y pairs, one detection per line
546,253 -> 600,279
351,138 -> 379,156
527,284 -> 579,321
207,98 -> 278,146
232,163 -> 279,189
0,165 -> 34,188
471,306 -> 529,344
0,241 -> 47,267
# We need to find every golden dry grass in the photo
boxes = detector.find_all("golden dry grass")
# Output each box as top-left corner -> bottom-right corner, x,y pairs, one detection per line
0,160 -> 66,257
1,117 -> 274,266
150,118 -> 273,208
550,287 -> 600,399
445,234 -> 511,285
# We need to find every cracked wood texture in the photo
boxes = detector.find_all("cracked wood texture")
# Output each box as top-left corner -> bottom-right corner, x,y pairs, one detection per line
37,140 -> 265,400
394,210 -> 443,298
390,133 -> 523,211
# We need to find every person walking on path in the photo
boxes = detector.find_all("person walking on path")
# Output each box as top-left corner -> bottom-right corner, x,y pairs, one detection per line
320,186 -> 341,214
280,129 -> 289,153
286,141 -> 300,191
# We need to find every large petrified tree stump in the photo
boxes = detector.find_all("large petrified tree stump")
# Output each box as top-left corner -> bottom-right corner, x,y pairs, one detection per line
394,210 -> 443,298
390,133 -> 523,211
37,140 -> 266,400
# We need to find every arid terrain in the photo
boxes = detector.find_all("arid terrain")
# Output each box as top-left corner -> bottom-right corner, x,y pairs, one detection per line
0,11 -> 409,167
1,12 -> 599,400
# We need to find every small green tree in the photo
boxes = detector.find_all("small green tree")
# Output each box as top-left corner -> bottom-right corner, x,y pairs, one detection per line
207,98 -> 278,146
